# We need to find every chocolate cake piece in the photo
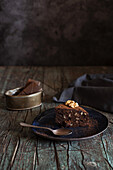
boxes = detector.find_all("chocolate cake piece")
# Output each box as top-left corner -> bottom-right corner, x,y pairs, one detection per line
55,104 -> 89,127
15,79 -> 42,95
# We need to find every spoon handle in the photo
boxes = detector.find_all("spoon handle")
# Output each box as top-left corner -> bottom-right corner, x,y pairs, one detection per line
20,122 -> 52,131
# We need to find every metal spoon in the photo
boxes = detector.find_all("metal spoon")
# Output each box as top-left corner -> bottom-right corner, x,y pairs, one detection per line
20,122 -> 72,136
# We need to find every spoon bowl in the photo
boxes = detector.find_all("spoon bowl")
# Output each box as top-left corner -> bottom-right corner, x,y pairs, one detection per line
20,122 -> 72,136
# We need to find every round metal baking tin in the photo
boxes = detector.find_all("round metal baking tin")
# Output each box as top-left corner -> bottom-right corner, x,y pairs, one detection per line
5,87 -> 42,110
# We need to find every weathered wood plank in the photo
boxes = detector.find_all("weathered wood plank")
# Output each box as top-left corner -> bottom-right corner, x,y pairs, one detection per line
0,67 -> 44,169
33,68 -> 63,169
43,67 -> 63,101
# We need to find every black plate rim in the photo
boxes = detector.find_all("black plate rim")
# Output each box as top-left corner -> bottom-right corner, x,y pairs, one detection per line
32,107 -> 109,141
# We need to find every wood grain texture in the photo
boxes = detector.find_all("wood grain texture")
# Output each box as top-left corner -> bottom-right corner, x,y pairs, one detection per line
0,66 -> 113,170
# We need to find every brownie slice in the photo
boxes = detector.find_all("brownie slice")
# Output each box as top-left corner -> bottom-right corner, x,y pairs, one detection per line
55,104 -> 89,127
14,79 -> 42,95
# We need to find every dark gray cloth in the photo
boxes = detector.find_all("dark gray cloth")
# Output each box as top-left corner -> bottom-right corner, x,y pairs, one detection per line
53,74 -> 113,112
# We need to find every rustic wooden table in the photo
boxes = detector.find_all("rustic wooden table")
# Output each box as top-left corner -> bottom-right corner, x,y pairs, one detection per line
0,66 -> 113,170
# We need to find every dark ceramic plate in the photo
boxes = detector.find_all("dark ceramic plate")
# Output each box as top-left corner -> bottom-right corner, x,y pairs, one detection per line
32,107 -> 108,141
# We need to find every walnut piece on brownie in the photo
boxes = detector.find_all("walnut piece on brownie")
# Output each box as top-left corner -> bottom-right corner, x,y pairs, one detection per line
55,100 -> 89,127
65,100 -> 79,108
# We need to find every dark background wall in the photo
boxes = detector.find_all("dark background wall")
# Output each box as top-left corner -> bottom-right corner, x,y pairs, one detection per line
0,0 -> 113,66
